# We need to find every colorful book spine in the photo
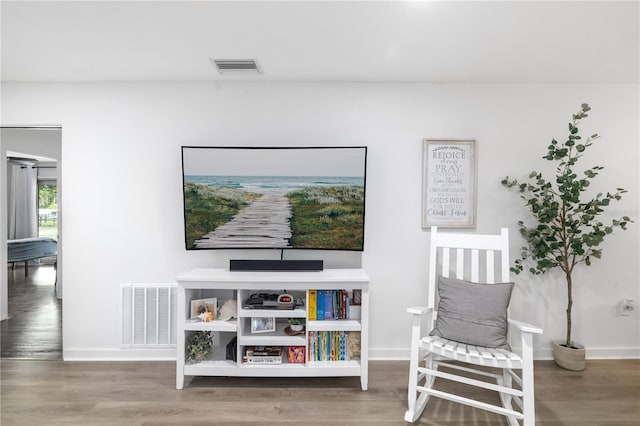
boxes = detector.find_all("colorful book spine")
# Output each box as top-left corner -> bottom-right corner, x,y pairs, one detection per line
316,290 -> 324,320
340,331 -> 347,361
331,331 -> 337,361
320,331 -> 328,361
308,290 -> 317,321
346,296 -> 351,319
329,331 -> 333,361
309,331 -> 316,362
324,290 -> 332,320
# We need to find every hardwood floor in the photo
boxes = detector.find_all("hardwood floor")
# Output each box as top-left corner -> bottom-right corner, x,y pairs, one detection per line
1,359 -> 638,425
1,263 -> 61,359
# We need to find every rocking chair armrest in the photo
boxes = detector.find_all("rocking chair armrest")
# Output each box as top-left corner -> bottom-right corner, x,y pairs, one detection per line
508,319 -> 543,334
407,306 -> 432,316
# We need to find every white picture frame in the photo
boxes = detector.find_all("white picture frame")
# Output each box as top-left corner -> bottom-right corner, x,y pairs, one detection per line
422,139 -> 477,228
251,317 -> 276,334
190,297 -> 218,320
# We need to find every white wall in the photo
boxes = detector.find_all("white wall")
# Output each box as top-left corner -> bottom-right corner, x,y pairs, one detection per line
2,82 -> 637,359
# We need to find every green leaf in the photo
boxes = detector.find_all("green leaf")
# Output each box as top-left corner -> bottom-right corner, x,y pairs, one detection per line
501,103 -> 632,279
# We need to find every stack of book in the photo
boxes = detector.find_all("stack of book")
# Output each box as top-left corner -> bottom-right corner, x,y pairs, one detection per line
308,289 -> 360,320
242,346 -> 283,364
308,331 -> 360,362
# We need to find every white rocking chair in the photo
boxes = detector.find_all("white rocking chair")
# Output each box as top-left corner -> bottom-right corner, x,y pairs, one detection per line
405,227 -> 542,425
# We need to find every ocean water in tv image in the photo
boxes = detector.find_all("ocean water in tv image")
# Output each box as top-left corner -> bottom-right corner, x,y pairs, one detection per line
183,175 -> 365,250
185,175 -> 364,195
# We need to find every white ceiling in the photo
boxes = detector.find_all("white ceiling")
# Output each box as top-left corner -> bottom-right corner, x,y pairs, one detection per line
1,1 -> 638,83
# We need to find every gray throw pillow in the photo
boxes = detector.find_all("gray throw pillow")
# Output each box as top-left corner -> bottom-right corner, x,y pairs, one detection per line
430,275 -> 514,349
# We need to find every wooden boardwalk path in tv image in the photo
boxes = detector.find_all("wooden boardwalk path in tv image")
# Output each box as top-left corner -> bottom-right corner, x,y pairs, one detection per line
194,194 -> 292,248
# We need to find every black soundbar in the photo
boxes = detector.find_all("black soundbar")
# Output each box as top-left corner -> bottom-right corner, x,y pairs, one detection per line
229,259 -> 324,272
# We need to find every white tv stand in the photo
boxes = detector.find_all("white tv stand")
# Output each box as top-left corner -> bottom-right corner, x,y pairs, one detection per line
175,268 -> 370,390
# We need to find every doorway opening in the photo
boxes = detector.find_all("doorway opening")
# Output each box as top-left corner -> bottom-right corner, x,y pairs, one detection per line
1,127 -> 62,360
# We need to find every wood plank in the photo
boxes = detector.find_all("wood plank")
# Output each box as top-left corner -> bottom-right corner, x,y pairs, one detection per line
0,264 -> 61,359
195,194 -> 293,248
1,360 -> 638,425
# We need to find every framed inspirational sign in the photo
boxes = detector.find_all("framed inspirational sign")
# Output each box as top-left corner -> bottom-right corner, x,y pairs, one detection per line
422,139 -> 477,228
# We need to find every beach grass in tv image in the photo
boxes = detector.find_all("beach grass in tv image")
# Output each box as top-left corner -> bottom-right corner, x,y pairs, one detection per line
181,147 -> 367,251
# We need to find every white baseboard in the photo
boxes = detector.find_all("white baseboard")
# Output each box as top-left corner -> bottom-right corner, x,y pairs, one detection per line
369,348 -> 410,360
63,347 -> 176,361
535,346 -> 640,360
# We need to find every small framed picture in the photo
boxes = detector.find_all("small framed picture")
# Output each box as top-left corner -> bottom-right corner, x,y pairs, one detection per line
190,297 -> 217,320
251,317 -> 276,334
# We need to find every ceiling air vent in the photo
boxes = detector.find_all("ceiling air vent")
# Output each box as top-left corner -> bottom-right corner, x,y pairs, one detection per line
210,59 -> 262,75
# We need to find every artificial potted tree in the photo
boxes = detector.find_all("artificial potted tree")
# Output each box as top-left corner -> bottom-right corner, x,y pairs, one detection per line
502,103 -> 632,371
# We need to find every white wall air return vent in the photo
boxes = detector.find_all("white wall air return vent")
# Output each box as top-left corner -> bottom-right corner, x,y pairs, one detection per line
121,283 -> 177,347
210,59 -> 262,74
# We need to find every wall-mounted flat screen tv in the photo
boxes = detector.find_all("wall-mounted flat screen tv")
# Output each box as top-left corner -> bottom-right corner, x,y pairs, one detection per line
181,146 -> 367,251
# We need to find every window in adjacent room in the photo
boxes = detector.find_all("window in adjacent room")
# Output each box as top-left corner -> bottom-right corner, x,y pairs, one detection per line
38,181 -> 57,239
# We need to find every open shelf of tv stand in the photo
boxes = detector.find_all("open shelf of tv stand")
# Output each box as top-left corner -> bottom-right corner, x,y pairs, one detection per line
175,268 -> 370,390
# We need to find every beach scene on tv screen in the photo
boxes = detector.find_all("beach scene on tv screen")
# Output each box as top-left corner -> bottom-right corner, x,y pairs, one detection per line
182,147 -> 366,250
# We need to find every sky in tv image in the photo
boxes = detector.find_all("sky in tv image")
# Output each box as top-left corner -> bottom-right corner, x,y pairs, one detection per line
183,147 -> 365,178
182,147 -> 367,251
